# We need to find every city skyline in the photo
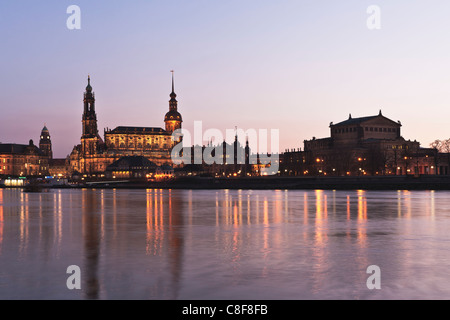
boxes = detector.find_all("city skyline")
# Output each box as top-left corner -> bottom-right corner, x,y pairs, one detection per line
2,1 -> 450,158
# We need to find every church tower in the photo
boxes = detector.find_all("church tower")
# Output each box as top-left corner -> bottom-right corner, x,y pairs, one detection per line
81,76 -> 100,155
164,71 -> 182,136
39,125 -> 53,159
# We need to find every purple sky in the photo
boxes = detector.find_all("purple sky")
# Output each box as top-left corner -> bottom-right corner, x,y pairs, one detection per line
2,1 -> 450,158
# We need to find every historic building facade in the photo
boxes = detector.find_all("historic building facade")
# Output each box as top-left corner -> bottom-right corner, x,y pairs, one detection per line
39,125 -> 53,159
0,140 -> 49,176
279,111 -> 440,176
69,75 -> 182,175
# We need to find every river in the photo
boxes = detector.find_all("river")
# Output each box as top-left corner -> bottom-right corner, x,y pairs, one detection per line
0,188 -> 449,299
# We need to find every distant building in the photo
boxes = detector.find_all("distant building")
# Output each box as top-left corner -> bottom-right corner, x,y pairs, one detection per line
281,111 -> 439,176
39,125 -> 52,159
0,140 -> 49,176
178,134 -> 255,177
105,155 -> 157,179
69,74 -> 182,175
155,164 -> 174,180
48,158 -> 70,178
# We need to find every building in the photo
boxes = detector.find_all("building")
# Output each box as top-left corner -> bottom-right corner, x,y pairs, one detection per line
0,140 -> 49,177
48,158 -> 70,178
155,164 -> 174,180
39,125 -> 53,159
105,156 -> 157,179
281,111 -> 438,176
178,134 -> 255,177
69,74 -> 182,176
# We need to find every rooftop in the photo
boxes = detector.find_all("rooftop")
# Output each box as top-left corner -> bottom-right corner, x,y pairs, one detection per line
106,126 -> 169,135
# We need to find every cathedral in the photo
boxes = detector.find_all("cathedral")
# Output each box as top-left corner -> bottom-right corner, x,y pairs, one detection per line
69,74 -> 182,175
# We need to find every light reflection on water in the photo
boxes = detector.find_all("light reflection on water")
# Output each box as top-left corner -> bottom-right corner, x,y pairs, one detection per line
0,187 -> 449,299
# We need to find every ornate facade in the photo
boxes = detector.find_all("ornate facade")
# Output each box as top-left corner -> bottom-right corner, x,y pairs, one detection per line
279,111 -> 440,176
0,140 -> 49,176
69,74 -> 182,175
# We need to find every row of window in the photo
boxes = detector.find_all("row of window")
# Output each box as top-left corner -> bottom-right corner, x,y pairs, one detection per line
107,136 -> 170,142
334,127 -> 399,134
365,127 -> 398,133
109,143 -> 169,149
1,158 -> 44,164
0,165 -> 47,171
386,145 -> 407,150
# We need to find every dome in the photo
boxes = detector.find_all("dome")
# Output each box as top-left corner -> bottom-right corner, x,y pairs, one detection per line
41,125 -> 49,133
164,110 -> 182,122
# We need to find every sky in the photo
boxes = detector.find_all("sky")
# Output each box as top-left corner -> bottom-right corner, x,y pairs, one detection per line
2,1 -> 450,158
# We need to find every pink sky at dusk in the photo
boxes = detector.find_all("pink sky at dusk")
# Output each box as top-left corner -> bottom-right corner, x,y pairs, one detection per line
2,1 -> 450,158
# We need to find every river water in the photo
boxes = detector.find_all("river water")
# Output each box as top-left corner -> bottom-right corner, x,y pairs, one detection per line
0,187 -> 449,300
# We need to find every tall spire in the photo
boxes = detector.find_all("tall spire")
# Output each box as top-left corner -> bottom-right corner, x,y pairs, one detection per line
82,75 -> 98,138
169,70 -> 177,108
170,70 -> 176,99
86,74 -> 92,92
165,70 -> 182,134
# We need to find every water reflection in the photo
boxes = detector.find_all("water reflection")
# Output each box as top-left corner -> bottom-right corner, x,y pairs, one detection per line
19,192 -> 29,256
0,188 -> 448,299
0,189 -> 3,255
82,189 -> 101,299
357,190 -> 367,247
144,188 -> 185,299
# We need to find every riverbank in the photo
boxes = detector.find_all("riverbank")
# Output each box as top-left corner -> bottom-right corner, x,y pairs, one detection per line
150,175 -> 450,190
4,175 -> 450,190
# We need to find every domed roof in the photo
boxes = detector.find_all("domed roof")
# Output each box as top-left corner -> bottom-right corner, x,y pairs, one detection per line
41,125 -> 49,133
164,110 -> 182,122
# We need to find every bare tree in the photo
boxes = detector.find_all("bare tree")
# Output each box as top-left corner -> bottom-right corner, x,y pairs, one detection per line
430,139 -> 442,151
429,139 -> 450,175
